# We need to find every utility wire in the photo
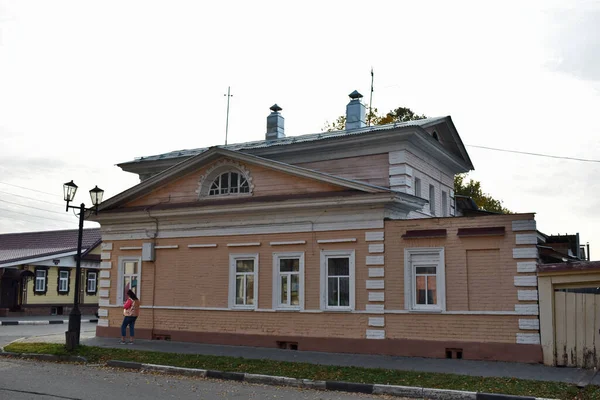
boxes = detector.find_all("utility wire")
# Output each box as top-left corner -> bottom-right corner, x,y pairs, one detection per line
0,190 -> 64,206
0,181 -> 57,196
466,145 -> 600,163
0,198 -> 73,217
0,213 -> 68,227
0,207 -> 76,223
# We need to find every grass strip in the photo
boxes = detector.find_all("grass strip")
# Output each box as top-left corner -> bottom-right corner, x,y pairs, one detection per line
4,342 -> 599,400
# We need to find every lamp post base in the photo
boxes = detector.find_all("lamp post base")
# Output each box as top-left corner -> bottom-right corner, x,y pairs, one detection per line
65,307 -> 81,351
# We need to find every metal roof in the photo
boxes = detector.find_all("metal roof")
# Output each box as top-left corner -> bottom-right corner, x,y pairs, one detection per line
0,228 -> 101,265
129,117 -> 448,164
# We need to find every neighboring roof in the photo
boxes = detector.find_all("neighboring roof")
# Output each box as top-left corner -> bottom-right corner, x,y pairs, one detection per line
455,195 -> 498,216
123,117 -> 451,164
538,260 -> 600,273
100,147 -> 420,212
0,228 -> 101,266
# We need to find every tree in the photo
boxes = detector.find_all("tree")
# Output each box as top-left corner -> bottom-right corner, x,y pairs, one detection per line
454,173 -> 511,214
323,105 -> 510,214
322,106 -> 426,132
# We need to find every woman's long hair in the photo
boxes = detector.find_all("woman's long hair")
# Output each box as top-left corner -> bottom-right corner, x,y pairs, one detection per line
127,289 -> 138,301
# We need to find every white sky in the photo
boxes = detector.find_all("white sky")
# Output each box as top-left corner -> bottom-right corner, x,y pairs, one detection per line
0,0 -> 598,258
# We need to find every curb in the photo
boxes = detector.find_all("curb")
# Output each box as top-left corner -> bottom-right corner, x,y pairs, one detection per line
0,319 -> 98,326
0,351 -> 87,363
106,359 -> 556,400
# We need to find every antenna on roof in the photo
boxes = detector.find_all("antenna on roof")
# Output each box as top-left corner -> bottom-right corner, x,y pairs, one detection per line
368,68 -> 374,126
224,86 -> 233,145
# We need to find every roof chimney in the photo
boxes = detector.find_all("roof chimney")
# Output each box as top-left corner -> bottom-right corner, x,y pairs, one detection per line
266,104 -> 285,140
345,90 -> 366,130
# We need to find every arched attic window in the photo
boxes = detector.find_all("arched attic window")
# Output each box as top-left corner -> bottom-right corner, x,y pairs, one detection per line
432,131 -> 439,141
197,159 -> 254,199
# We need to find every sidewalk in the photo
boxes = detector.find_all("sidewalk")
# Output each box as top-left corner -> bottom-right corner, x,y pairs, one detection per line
14,331 -> 599,387
0,315 -> 98,325
76,336 -> 596,386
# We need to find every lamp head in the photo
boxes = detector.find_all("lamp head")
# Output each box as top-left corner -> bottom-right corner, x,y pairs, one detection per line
89,186 -> 104,208
63,180 -> 78,202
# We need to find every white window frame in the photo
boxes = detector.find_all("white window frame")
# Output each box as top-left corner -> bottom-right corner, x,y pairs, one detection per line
35,269 -> 46,292
117,256 -> 142,305
429,184 -> 436,215
404,247 -> 446,312
58,270 -> 69,293
414,177 -> 422,198
442,191 -> 448,217
208,171 -> 250,196
229,253 -> 259,310
272,252 -> 304,311
320,250 -> 355,311
87,271 -> 97,294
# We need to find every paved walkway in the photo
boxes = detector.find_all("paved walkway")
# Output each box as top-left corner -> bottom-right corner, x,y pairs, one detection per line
75,336 -> 597,386
5,315 -> 597,387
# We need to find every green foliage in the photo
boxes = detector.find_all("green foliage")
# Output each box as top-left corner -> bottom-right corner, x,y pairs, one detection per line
323,105 -> 509,213
322,106 -> 426,132
5,342 -> 597,399
454,173 -> 511,214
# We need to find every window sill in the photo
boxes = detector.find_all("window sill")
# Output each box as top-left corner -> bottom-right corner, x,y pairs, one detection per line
322,308 -> 353,313
408,308 -> 443,314
230,306 -> 257,311
274,307 -> 301,312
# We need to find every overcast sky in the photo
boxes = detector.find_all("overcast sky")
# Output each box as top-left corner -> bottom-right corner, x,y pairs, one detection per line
0,1 -> 598,258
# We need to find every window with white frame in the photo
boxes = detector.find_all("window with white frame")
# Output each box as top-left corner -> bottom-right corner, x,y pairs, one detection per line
320,250 -> 355,310
442,191 -> 448,217
34,268 -> 47,294
208,171 -> 250,196
273,252 -> 304,310
118,257 -> 141,305
404,248 -> 445,311
414,177 -> 422,198
429,184 -> 435,215
58,270 -> 70,293
86,271 -> 97,294
229,254 -> 258,309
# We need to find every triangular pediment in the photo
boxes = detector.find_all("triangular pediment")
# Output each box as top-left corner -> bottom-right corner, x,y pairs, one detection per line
100,148 -> 389,211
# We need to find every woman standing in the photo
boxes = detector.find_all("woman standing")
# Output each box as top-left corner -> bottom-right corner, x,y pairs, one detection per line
121,289 -> 139,344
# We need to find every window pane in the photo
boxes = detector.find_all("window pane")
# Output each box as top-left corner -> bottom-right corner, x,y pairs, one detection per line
328,277 -> 338,306
124,262 -> 137,275
416,266 -> 436,274
280,275 -> 288,305
246,275 -> 254,305
279,258 -> 299,272
339,277 -> 350,306
416,276 -> 426,304
235,275 -> 244,305
236,259 -> 254,273
123,277 -> 132,302
427,276 -> 437,304
290,274 -> 300,305
230,172 -> 239,193
328,258 -> 349,276
240,179 -> 249,193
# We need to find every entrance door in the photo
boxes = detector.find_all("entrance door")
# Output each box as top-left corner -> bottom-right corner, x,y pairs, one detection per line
554,286 -> 600,368
0,278 -> 19,310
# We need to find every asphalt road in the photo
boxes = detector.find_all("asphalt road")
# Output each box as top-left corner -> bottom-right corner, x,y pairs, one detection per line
0,358 -> 396,399
0,322 -> 97,348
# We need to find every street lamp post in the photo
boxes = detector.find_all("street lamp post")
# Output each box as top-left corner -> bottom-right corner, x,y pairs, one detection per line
63,180 -> 104,351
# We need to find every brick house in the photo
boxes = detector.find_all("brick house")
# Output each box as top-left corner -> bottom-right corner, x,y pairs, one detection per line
93,92 -> 541,362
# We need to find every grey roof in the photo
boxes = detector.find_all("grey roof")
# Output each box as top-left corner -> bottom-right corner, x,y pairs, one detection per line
0,228 -> 101,265
129,117 -> 448,164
